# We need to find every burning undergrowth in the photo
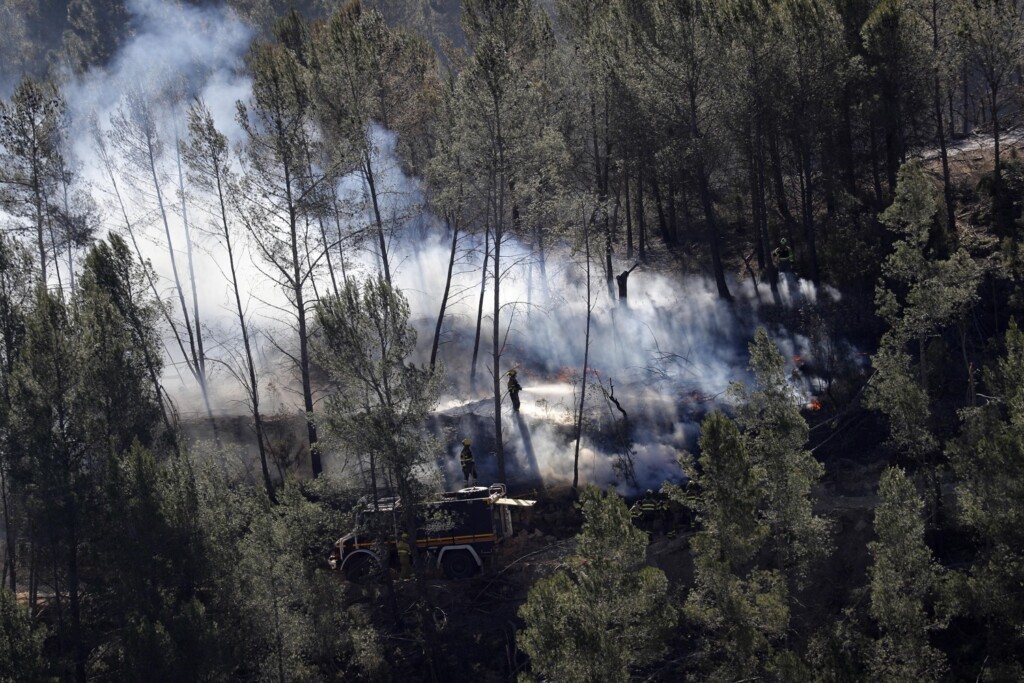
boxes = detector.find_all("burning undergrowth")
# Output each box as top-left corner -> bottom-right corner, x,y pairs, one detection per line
404,238 -> 856,495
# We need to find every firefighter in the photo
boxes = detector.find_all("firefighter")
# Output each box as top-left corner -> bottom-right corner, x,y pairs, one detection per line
772,238 -> 793,274
630,490 -> 666,534
396,533 -> 412,580
460,438 -> 477,487
507,369 -> 523,412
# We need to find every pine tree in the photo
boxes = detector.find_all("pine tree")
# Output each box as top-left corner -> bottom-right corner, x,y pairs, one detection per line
681,411 -> 790,681
0,78 -> 65,284
183,98 -> 274,499
954,0 -> 1024,228
867,160 -> 980,514
8,237 -> 174,680
237,38 -> 327,477
517,485 -> 675,682
458,0 -> 552,481
0,235 -> 33,593
108,85 -> 217,445
868,466 -> 947,681
733,327 -> 829,583
9,288 -> 88,681
947,321 -> 1024,676
313,276 -> 443,533
0,587 -> 47,682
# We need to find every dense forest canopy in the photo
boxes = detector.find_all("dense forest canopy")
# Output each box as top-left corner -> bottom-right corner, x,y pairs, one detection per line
1,0 -> 1024,680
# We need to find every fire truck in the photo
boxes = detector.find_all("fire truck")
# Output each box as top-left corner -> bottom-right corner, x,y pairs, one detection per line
328,483 -> 535,581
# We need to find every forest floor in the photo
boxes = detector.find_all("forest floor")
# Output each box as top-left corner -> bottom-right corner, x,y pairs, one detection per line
920,128 -> 1024,182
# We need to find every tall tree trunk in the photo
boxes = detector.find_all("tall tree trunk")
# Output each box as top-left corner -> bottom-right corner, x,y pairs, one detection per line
313,184 -> 340,300
431,216 -> 459,370
934,83 -> 955,233
215,160 -> 273,500
144,127 -> 208,426
470,224 -> 489,386
493,98 -> 507,485
0,465 -> 13,592
592,95 -> 613,291
175,132 -> 220,448
364,153 -> 392,287
68,514 -> 85,683
840,87 -> 856,195
689,76 -> 732,300
97,149 -> 181,449
698,165 -> 732,301
284,161 -> 321,477
869,125 -> 884,209
799,144 -> 820,284
573,213 -> 592,493
60,174 -> 76,292
636,166 -> 646,261
768,131 -> 799,229
962,62 -> 970,137
625,171 -> 633,260
929,1 -> 956,236
32,165 -> 47,284
667,178 -> 679,245
991,84 -> 1001,189
651,176 -> 672,247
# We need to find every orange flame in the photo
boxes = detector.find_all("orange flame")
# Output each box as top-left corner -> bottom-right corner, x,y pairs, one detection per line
807,398 -> 821,411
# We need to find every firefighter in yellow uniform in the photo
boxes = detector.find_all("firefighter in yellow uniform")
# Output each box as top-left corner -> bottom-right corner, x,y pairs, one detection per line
507,369 -> 522,412
631,490 -> 666,534
773,237 -> 793,273
460,439 -> 477,486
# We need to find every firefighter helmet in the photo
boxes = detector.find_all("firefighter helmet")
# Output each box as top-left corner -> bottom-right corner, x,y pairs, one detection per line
509,369 -> 517,376
463,438 -> 471,445
780,238 -> 788,246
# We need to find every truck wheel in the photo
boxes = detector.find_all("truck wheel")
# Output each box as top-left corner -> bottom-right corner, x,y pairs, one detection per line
441,550 -> 477,580
344,554 -> 380,584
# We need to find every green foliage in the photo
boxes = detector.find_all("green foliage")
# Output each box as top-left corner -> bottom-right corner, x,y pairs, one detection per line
235,485 -> 351,681
733,328 -> 829,581
866,343 -> 936,459
876,162 -> 980,344
868,161 -> 981,460
315,4 -> 436,170
62,0 -> 128,72
868,467 -> 946,681
686,411 -> 766,568
314,276 -> 443,496
3,237 -> 193,679
805,603 -> 872,683
193,467 -> 370,682
683,412 -> 790,682
76,235 -> 165,452
0,588 -> 46,683
517,485 -> 675,683
681,330 -> 829,679
0,78 -> 67,282
947,321 -> 1024,668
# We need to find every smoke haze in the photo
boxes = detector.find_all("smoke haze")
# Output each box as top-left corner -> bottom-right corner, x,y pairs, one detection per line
1,0 -> 851,494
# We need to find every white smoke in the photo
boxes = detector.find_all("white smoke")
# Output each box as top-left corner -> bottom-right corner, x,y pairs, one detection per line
385,189 -> 845,493
1,1 -> 851,494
